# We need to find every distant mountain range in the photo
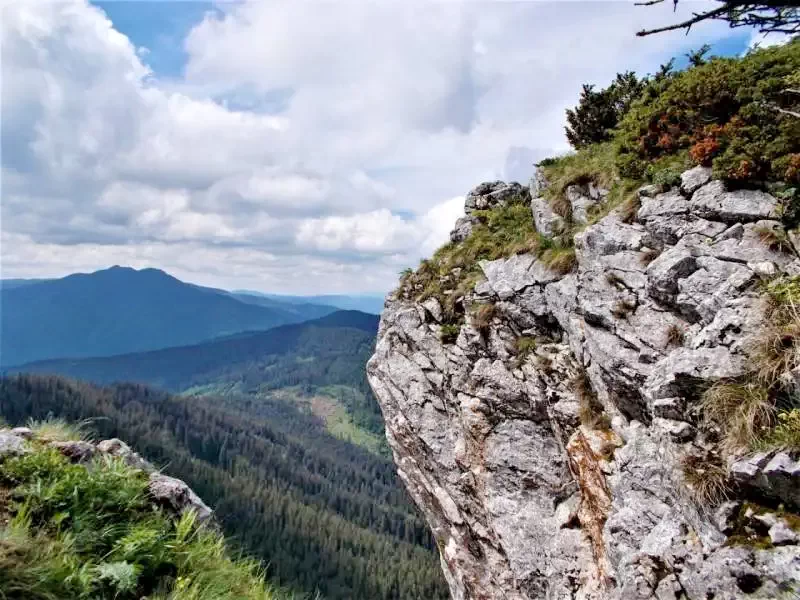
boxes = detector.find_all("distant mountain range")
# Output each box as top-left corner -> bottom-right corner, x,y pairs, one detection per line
12,310 -> 379,392
0,266 -> 339,366
235,290 -> 386,315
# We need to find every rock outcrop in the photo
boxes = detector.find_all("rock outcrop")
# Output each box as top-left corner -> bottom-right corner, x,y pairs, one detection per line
367,170 -> 800,599
0,427 -> 212,522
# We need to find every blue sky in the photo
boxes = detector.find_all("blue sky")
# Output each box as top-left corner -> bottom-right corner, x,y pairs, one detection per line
0,1 -> 768,294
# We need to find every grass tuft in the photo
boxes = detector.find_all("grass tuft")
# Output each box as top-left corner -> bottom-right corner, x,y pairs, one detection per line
610,298 -> 636,319
471,303 -> 497,335
540,246 -> 577,275
665,324 -> 685,348
638,247 -> 660,266
27,417 -> 89,443
681,452 -> 731,506
572,371 -> 609,429
753,276 -> 800,386
755,408 -> 800,452
701,381 -> 774,455
440,323 -> 462,345
756,224 -> 794,254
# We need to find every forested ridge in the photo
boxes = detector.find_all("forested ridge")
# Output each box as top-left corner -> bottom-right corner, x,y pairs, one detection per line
0,374 -> 449,600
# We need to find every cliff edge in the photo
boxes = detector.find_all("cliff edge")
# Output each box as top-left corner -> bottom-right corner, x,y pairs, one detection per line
367,169 -> 800,599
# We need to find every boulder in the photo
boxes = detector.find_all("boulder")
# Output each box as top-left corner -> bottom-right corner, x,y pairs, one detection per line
49,440 -> 96,463
0,431 -> 29,460
148,473 -> 213,522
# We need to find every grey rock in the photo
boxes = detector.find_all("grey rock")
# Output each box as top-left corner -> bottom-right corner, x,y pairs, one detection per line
465,181 -> 529,215
421,297 -> 443,323
680,165 -> 712,195
148,473 -> 213,522
769,520 -> 799,545
637,183 -> 663,199
368,169 -> 797,600
529,167 -> 549,198
731,451 -> 800,508
96,438 -> 152,471
530,197 -> 564,237
0,431 -> 29,460
565,184 -> 598,225
450,215 -> 478,243
11,427 -> 33,440
49,440 -> 95,463
691,181 -> 779,223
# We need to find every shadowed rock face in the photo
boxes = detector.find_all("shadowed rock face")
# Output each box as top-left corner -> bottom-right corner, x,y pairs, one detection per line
368,172 -> 800,599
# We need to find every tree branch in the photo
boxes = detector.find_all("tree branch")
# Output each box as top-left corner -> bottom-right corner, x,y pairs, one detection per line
636,5 -> 730,36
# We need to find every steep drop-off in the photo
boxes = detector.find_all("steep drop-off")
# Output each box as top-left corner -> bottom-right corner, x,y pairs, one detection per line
368,170 -> 800,599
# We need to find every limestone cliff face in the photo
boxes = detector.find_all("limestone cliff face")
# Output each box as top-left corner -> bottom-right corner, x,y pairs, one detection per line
367,168 -> 800,599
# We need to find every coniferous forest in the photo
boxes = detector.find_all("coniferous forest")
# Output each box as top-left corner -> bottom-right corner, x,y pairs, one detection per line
0,374 -> 449,600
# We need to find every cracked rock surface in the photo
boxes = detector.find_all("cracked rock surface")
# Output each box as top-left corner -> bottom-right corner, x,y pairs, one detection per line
367,170 -> 800,599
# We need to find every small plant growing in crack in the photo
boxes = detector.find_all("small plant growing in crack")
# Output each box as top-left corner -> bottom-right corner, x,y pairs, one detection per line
639,247 -> 660,266
665,323 -> 685,347
611,298 -> 637,319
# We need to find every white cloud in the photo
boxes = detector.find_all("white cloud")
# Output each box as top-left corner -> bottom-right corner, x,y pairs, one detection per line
2,0 -> 737,293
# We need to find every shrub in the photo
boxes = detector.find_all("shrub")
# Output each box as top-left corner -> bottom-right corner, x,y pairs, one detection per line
514,336 -> 537,363
615,39 -> 800,185
565,72 -> 645,150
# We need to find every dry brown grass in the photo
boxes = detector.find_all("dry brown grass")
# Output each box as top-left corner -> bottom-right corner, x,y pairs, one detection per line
681,452 -> 731,506
611,298 -> 636,319
638,247 -> 660,266
471,303 -> 497,334
665,324 -> 685,348
572,371 -> 609,429
605,272 -> 624,288
540,247 -> 577,275
756,224 -> 794,254
701,381 -> 775,455
618,193 -> 641,224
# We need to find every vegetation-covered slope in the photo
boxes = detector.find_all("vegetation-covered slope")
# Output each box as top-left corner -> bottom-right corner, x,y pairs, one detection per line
0,424 -> 295,600
12,311 -> 385,447
0,266 -> 337,367
0,375 -> 448,600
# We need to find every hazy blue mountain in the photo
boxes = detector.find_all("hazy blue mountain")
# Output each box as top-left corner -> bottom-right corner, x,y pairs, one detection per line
0,278 -> 51,289
12,310 -> 379,392
235,290 -> 386,315
0,266 -> 338,366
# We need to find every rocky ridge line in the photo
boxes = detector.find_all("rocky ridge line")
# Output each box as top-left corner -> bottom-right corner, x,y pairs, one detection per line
368,167 -> 800,599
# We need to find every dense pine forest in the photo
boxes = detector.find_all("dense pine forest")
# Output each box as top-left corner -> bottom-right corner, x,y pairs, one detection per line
0,374 -> 449,600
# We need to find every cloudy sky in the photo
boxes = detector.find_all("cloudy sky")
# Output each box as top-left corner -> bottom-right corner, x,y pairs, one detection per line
1,0 -> 762,294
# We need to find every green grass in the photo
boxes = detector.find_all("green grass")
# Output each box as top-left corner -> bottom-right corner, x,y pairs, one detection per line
0,443 -> 295,600
399,195 -> 578,325
26,417 -> 89,443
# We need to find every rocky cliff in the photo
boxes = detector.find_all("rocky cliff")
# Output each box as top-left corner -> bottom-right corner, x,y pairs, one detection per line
367,168 -> 800,599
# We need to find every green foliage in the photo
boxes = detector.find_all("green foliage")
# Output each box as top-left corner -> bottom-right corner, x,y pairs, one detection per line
0,375 -> 447,600
756,408 -> 800,452
440,324 -> 462,345
540,142 -> 618,206
400,196 -> 542,320
565,72 -> 645,149
615,39 -> 800,185
701,381 -> 774,455
27,417 -> 89,443
0,446 -> 290,600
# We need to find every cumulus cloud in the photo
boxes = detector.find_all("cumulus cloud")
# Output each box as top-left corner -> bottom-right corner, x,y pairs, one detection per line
2,0 -> 735,293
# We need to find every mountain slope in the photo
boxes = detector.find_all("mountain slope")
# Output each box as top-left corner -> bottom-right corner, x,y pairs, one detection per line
0,374 -> 448,600
0,266 -> 336,366
14,310 -> 378,391
236,291 -> 385,315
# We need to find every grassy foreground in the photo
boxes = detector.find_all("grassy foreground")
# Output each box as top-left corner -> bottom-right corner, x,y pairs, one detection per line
0,424 -> 298,600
